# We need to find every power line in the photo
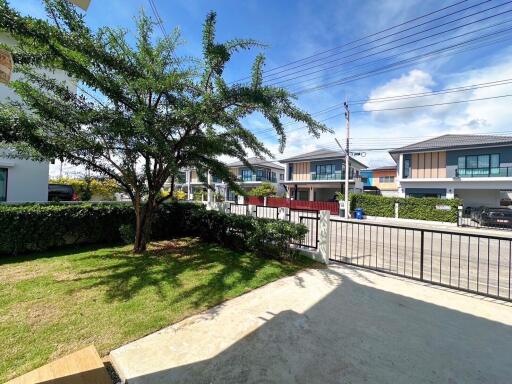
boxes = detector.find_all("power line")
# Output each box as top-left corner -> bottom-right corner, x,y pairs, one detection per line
266,5 -> 512,87
231,0 -> 473,82
264,0 -> 505,84
251,77 -> 512,136
291,26 -> 512,94
253,92 -> 512,138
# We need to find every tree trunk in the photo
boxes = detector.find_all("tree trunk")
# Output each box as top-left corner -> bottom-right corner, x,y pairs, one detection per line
133,198 -> 155,253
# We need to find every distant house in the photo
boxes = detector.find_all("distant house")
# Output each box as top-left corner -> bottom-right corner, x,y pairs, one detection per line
279,149 -> 367,201
169,157 -> 285,201
0,33 -> 76,202
390,134 -> 512,207
360,166 -> 398,197
219,157 -> 285,201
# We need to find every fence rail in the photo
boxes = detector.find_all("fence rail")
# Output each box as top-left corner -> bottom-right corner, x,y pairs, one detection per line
330,219 -> 512,301
289,208 -> 319,249
228,203 -> 248,216
255,205 -> 279,219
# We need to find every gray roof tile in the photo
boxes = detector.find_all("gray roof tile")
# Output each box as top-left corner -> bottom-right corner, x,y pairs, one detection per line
226,157 -> 284,170
389,134 -> 512,154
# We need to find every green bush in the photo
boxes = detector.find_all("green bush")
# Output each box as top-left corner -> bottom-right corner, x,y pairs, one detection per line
0,203 -> 133,255
350,194 -> 395,218
350,194 -> 461,223
189,209 -> 308,259
0,201 -> 306,259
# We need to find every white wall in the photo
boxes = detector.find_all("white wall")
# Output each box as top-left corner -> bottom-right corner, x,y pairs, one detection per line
0,158 -> 49,202
1,33 -> 76,202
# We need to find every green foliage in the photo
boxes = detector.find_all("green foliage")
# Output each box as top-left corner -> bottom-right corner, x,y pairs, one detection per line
49,177 -> 121,201
398,197 -> 461,222
0,0 -> 329,252
350,194 -> 462,222
190,209 -> 307,259
193,190 -> 207,201
173,189 -> 187,201
0,201 -> 307,259
0,203 -> 133,255
350,194 -> 395,218
248,182 -> 276,197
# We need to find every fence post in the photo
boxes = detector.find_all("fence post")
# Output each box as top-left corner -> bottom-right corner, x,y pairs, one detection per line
394,202 -> 399,219
420,230 -> 424,281
317,210 -> 331,264
278,207 -> 289,221
457,205 -> 463,227
248,204 -> 257,217
263,196 -> 267,206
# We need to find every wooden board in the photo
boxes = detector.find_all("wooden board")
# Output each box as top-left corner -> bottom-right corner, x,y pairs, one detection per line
7,345 -> 111,384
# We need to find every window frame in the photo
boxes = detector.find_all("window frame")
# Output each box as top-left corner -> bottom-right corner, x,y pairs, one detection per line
0,168 -> 7,202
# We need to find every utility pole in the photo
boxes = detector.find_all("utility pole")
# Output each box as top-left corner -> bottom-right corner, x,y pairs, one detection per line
344,101 -> 350,219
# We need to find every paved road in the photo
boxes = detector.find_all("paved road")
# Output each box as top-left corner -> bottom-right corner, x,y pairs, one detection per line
251,206 -> 512,300
111,265 -> 512,384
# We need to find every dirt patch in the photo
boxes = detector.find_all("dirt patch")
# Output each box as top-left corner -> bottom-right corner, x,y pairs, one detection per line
0,263 -> 54,283
2,300 -> 62,327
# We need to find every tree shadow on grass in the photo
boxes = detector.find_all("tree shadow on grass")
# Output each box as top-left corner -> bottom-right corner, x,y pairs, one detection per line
60,238 -> 296,305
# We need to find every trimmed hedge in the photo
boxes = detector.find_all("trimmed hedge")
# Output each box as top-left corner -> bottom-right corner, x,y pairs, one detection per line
189,209 -> 308,259
0,203 -> 133,255
350,194 -> 461,223
0,202 -> 307,259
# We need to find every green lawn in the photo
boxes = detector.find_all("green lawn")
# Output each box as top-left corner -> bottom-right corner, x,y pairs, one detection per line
0,238 -> 317,382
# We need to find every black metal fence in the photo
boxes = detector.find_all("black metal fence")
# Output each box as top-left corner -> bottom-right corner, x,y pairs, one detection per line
289,208 -> 319,249
458,208 -> 512,231
330,219 -> 512,301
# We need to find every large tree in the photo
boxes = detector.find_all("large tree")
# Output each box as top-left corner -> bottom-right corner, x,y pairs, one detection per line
0,0 -> 329,252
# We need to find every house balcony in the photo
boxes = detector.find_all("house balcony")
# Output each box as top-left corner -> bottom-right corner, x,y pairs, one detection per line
238,175 -> 277,183
456,167 -> 512,178
310,171 -> 355,180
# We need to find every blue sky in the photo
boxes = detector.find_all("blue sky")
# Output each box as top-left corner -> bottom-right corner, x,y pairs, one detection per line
17,0 -> 512,173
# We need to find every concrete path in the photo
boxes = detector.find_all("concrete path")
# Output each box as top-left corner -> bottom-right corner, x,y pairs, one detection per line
110,264 -> 512,384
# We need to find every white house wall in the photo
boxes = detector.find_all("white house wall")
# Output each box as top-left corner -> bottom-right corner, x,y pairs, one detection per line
1,158 -> 49,202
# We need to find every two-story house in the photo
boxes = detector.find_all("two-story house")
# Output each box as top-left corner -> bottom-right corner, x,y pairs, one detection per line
219,157 -> 285,201
390,134 -> 512,207
279,149 -> 366,201
168,157 -> 285,201
360,166 -> 399,197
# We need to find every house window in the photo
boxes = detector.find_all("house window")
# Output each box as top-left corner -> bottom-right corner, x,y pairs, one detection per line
0,168 -> 6,202
458,154 -> 501,176
379,176 -> 395,183
279,173 -> 284,181
403,159 -> 411,178
315,164 -> 336,179
241,169 -> 252,181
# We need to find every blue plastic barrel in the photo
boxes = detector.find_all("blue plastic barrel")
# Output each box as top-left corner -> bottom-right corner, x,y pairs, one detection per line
354,208 -> 364,220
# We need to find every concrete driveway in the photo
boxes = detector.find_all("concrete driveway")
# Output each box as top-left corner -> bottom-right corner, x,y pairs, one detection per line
111,264 -> 512,384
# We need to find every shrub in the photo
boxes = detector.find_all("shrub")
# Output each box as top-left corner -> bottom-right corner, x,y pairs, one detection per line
248,182 -> 276,197
189,209 -> 307,259
173,190 -> 187,200
0,203 -> 133,255
0,201 -> 306,259
350,194 -> 395,218
49,177 -> 122,201
350,194 -> 461,222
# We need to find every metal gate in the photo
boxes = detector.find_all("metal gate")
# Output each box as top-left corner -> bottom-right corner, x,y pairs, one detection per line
289,208 -> 319,249
255,205 -> 279,219
330,219 -> 512,302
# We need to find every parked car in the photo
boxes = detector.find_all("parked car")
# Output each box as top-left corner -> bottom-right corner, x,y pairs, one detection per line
48,184 -> 79,202
475,207 -> 512,228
